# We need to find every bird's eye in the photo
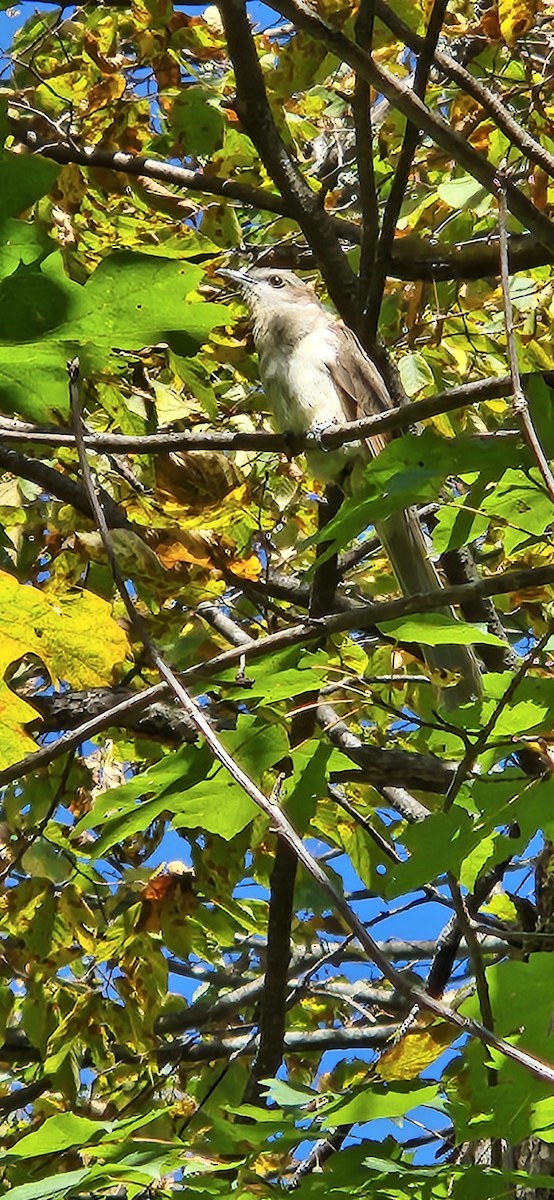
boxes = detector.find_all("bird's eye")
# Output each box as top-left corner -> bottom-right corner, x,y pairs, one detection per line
269,274 -> 284,288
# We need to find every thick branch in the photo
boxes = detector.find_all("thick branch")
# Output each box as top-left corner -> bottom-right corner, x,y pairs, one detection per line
217,0 -> 360,329
245,841 -> 297,1101
268,0 -> 554,259
15,138 -> 554,281
2,559 -> 554,790
0,445 -> 131,528
318,703 -> 441,807
0,374 -> 514,453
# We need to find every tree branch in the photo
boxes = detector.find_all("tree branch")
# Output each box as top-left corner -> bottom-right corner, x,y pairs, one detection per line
0,374 -> 514,453
268,0 -> 554,259
353,0 -> 379,305
2,559 -> 553,789
244,839 -> 297,1101
364,0 -> 449,336
374,0 -> 554,188
0,445 -> 131,528
498,187 -> 554,505
216,0 -> 361,329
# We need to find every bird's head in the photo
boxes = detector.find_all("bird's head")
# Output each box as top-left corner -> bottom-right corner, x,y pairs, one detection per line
218,267 -> 322,341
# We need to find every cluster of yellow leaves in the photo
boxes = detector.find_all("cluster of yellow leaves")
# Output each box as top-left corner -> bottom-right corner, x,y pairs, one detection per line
0,573 -> 130,766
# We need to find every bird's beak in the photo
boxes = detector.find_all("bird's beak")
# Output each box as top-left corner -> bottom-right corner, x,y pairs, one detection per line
217,268 -> 251,286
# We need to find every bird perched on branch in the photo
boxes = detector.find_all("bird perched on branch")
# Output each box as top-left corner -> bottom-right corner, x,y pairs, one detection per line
219,266 -> 482,707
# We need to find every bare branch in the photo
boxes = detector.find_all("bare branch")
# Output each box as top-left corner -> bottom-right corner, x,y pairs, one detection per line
375,0 -> 554,188
216,0 -> 360,329
0,374 -> 514,453
364,0 -> 449,336
353,0 -> 379,303
2,560 -> 554,790
498,186 -> 554,505
268,0 -> 554,259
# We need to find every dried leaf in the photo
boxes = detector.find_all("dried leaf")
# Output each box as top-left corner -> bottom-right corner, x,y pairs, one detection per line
377,1018 -> 455,1080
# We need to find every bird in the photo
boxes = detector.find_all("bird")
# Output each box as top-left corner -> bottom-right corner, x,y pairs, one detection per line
219,265 -> 483,707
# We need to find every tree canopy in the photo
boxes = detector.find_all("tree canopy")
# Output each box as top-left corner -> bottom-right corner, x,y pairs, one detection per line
1,0 -> 554,1197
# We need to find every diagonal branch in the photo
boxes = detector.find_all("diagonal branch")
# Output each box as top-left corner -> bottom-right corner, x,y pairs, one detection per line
2,559 -> 554,791
363,0 -> 449,336
15,136 -> 554,281
267,0 -> 554,259
0,445 -> 131,528
216,0 -> 360,329
374,0 -> 554,188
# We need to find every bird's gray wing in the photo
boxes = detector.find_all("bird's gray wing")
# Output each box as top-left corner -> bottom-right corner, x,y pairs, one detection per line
326,321 -> 393,456
327,322 -> 483,707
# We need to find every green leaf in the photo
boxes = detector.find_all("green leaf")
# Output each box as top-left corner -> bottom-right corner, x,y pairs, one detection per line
73,743 -> 213,855
321,1082 -> 439,1127
3,1171 -> 88,1200
173,88 -> 225,157
0,152 -> 59,221
0,219 -> 52,280
261,1079 -> 316,1107
21,838 -> 72,884
379,613 -> 505,647
4,1113 -> 103,1158
437,174 -> 489,210
308,430 -> 522,564
218,647 -> 329,703
454,955 -> 554,1143
398,352 -> 434,396
0,252 -> 224,420
282,740 -> 331,832
384,807 -> 477,898
77,717 -> 288,855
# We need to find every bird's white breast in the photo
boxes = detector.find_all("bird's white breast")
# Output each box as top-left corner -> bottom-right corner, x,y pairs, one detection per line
259,324 -> 346,434
257,325 -> 362,482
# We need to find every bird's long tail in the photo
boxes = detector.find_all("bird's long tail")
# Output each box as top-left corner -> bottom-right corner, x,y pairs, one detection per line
376,507 -> 483,708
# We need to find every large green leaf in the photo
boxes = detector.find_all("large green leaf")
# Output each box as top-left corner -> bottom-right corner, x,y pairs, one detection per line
3,1113 -> 103,1158
320,1081 -> 439,1127
4,1171 -> 88,1200
307,430 -> 525,564
379,612 -> 505,647
76,716 -> 288,855
0,219 -> 52,280
0,252 -> 224,419
0,152 -> 59,221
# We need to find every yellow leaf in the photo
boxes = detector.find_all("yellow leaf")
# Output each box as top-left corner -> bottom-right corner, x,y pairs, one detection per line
84,74 -> 126,115
377,1018 -> 455,1080
0,573 -> 130,768
156,531 -> 215,569
498,0 -> 539,46
228,554 -> 261,581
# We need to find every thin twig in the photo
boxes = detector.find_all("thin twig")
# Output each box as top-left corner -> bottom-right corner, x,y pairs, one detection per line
364,0 -> 449,336
497,185 -> 554,504
445,627 -> 553,809
353,0 -> 379,307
